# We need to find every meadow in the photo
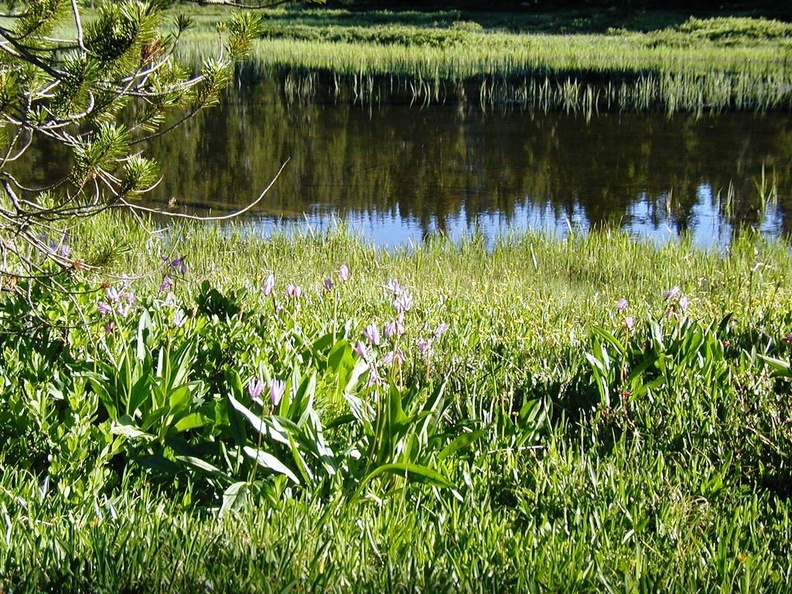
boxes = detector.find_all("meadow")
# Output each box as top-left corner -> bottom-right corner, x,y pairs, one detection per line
172,7 -> 792,113
1,4 -> 792,591
1,215 -> 792,591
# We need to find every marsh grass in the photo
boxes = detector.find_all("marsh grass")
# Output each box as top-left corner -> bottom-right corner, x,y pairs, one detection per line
169,8 -> 792,113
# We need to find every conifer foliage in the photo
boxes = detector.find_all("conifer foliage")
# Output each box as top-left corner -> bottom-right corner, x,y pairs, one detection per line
0,0 -> 261,280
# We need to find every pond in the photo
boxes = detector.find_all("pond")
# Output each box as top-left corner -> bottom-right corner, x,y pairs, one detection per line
26,77 -> 792,248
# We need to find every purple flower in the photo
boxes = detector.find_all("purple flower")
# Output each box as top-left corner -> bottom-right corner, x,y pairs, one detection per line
363,323 -> 380,346
617,298 -> 628,312
382,349 -> 406,366
173,309 -> 186,327
385,279 -> 403,295
678,295 -> 689,312
394,293 -> 413,314
782,332 -> 792,345
262,273 -> 275,296
269,379 -> 286,408
117,302 -> 132,317
97,301 -> 113,315
367,366 -> 383,387
625,316 -> 635,330
417,338 -> 432,357
105,286 -> 120,302
323,278 -> 334,291
124,291 -> 135,304
248,378 -> 266,404
664,286 -> 680,300
385,317 -> 405,338
286,284 -> 302,299
58,243 -> 71,258
163,292 -> 178,308
170,256 -> 187,275
354,340 -> 369,359
338,264 -> 350,282
160,277 -> 173,293
104,322 -> 114,335
433,323 -> 449,338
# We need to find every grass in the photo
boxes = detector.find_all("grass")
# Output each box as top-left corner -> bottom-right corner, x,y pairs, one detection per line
2,215 -> 792,590
169,7 -> 792,113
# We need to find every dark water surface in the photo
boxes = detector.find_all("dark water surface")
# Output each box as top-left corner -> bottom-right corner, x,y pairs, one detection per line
34,80 -> 792,248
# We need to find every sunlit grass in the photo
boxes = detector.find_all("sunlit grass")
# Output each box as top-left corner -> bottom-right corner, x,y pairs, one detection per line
170,9 -> 792,112
3,212 -> 792,590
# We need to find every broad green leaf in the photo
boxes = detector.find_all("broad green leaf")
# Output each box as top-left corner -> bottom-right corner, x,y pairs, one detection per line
439,430 -> 485,461
243,446 -> 300,484
174,455 -> 229,480
759,354 -> 792,377
362,463 -> 455,489
221,481 -> 250,516
174,412 -> 207,433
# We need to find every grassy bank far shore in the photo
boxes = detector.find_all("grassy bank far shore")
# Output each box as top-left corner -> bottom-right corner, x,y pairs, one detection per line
165,6 -> 792,112
1,216 -> 792,590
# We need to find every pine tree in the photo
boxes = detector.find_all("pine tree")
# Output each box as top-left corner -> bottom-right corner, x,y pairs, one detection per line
0,0 -> 262,281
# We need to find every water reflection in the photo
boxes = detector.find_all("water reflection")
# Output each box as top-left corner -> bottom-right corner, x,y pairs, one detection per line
24,78 -> 792,247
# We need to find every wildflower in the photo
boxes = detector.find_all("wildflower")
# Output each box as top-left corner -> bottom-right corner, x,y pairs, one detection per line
274,302 -> 283,315
363,323 -> 380,346
385,279 -> 403,295
417,338 -> 432,357
269,379 -> 286,408
248,378 -> 266,404
382,349 -> 406,366
678,295 -> 689,312
367,366 -> 383,387
58,243 -> 71,258
625,316 -> 635,330
173,309 -> 187,328
384,317 -> 405,338
433,322 -> 449,338
783,332 -> 792,345
262,273 -> 275,296
104,322 -> 114,334
105,286 -> 120,302
394,293 -> 413,314
160,277 -> 173,293
124,291 -> 135,304
323,278 -> 334,291
117,302 -> 132,317
163,292 -> 178,308
338,264 -> 350,281
170,256 -> 187,275
354,340 -> 369,359
97,301 -> 113,315
617,298 -> 628,312
286,284 -> 302,299
664,286 -> 680,300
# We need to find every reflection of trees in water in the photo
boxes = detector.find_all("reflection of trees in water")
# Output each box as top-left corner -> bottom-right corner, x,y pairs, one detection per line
140,81 -> 792,239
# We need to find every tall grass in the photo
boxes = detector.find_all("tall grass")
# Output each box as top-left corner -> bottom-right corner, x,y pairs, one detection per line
174,10 -> 792,112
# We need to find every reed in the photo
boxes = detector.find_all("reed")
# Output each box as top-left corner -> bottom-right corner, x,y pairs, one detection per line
174,11 -> 792,112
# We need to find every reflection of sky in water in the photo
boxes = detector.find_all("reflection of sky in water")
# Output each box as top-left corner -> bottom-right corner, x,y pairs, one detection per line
242,182 -> 785,251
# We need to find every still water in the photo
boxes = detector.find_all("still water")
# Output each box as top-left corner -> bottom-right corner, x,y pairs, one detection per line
46,79 -> 792,248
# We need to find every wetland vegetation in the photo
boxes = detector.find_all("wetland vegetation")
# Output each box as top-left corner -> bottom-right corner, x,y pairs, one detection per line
173,7 -> 792,113
2,1 -> 792,591
3,219 -> 792,591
